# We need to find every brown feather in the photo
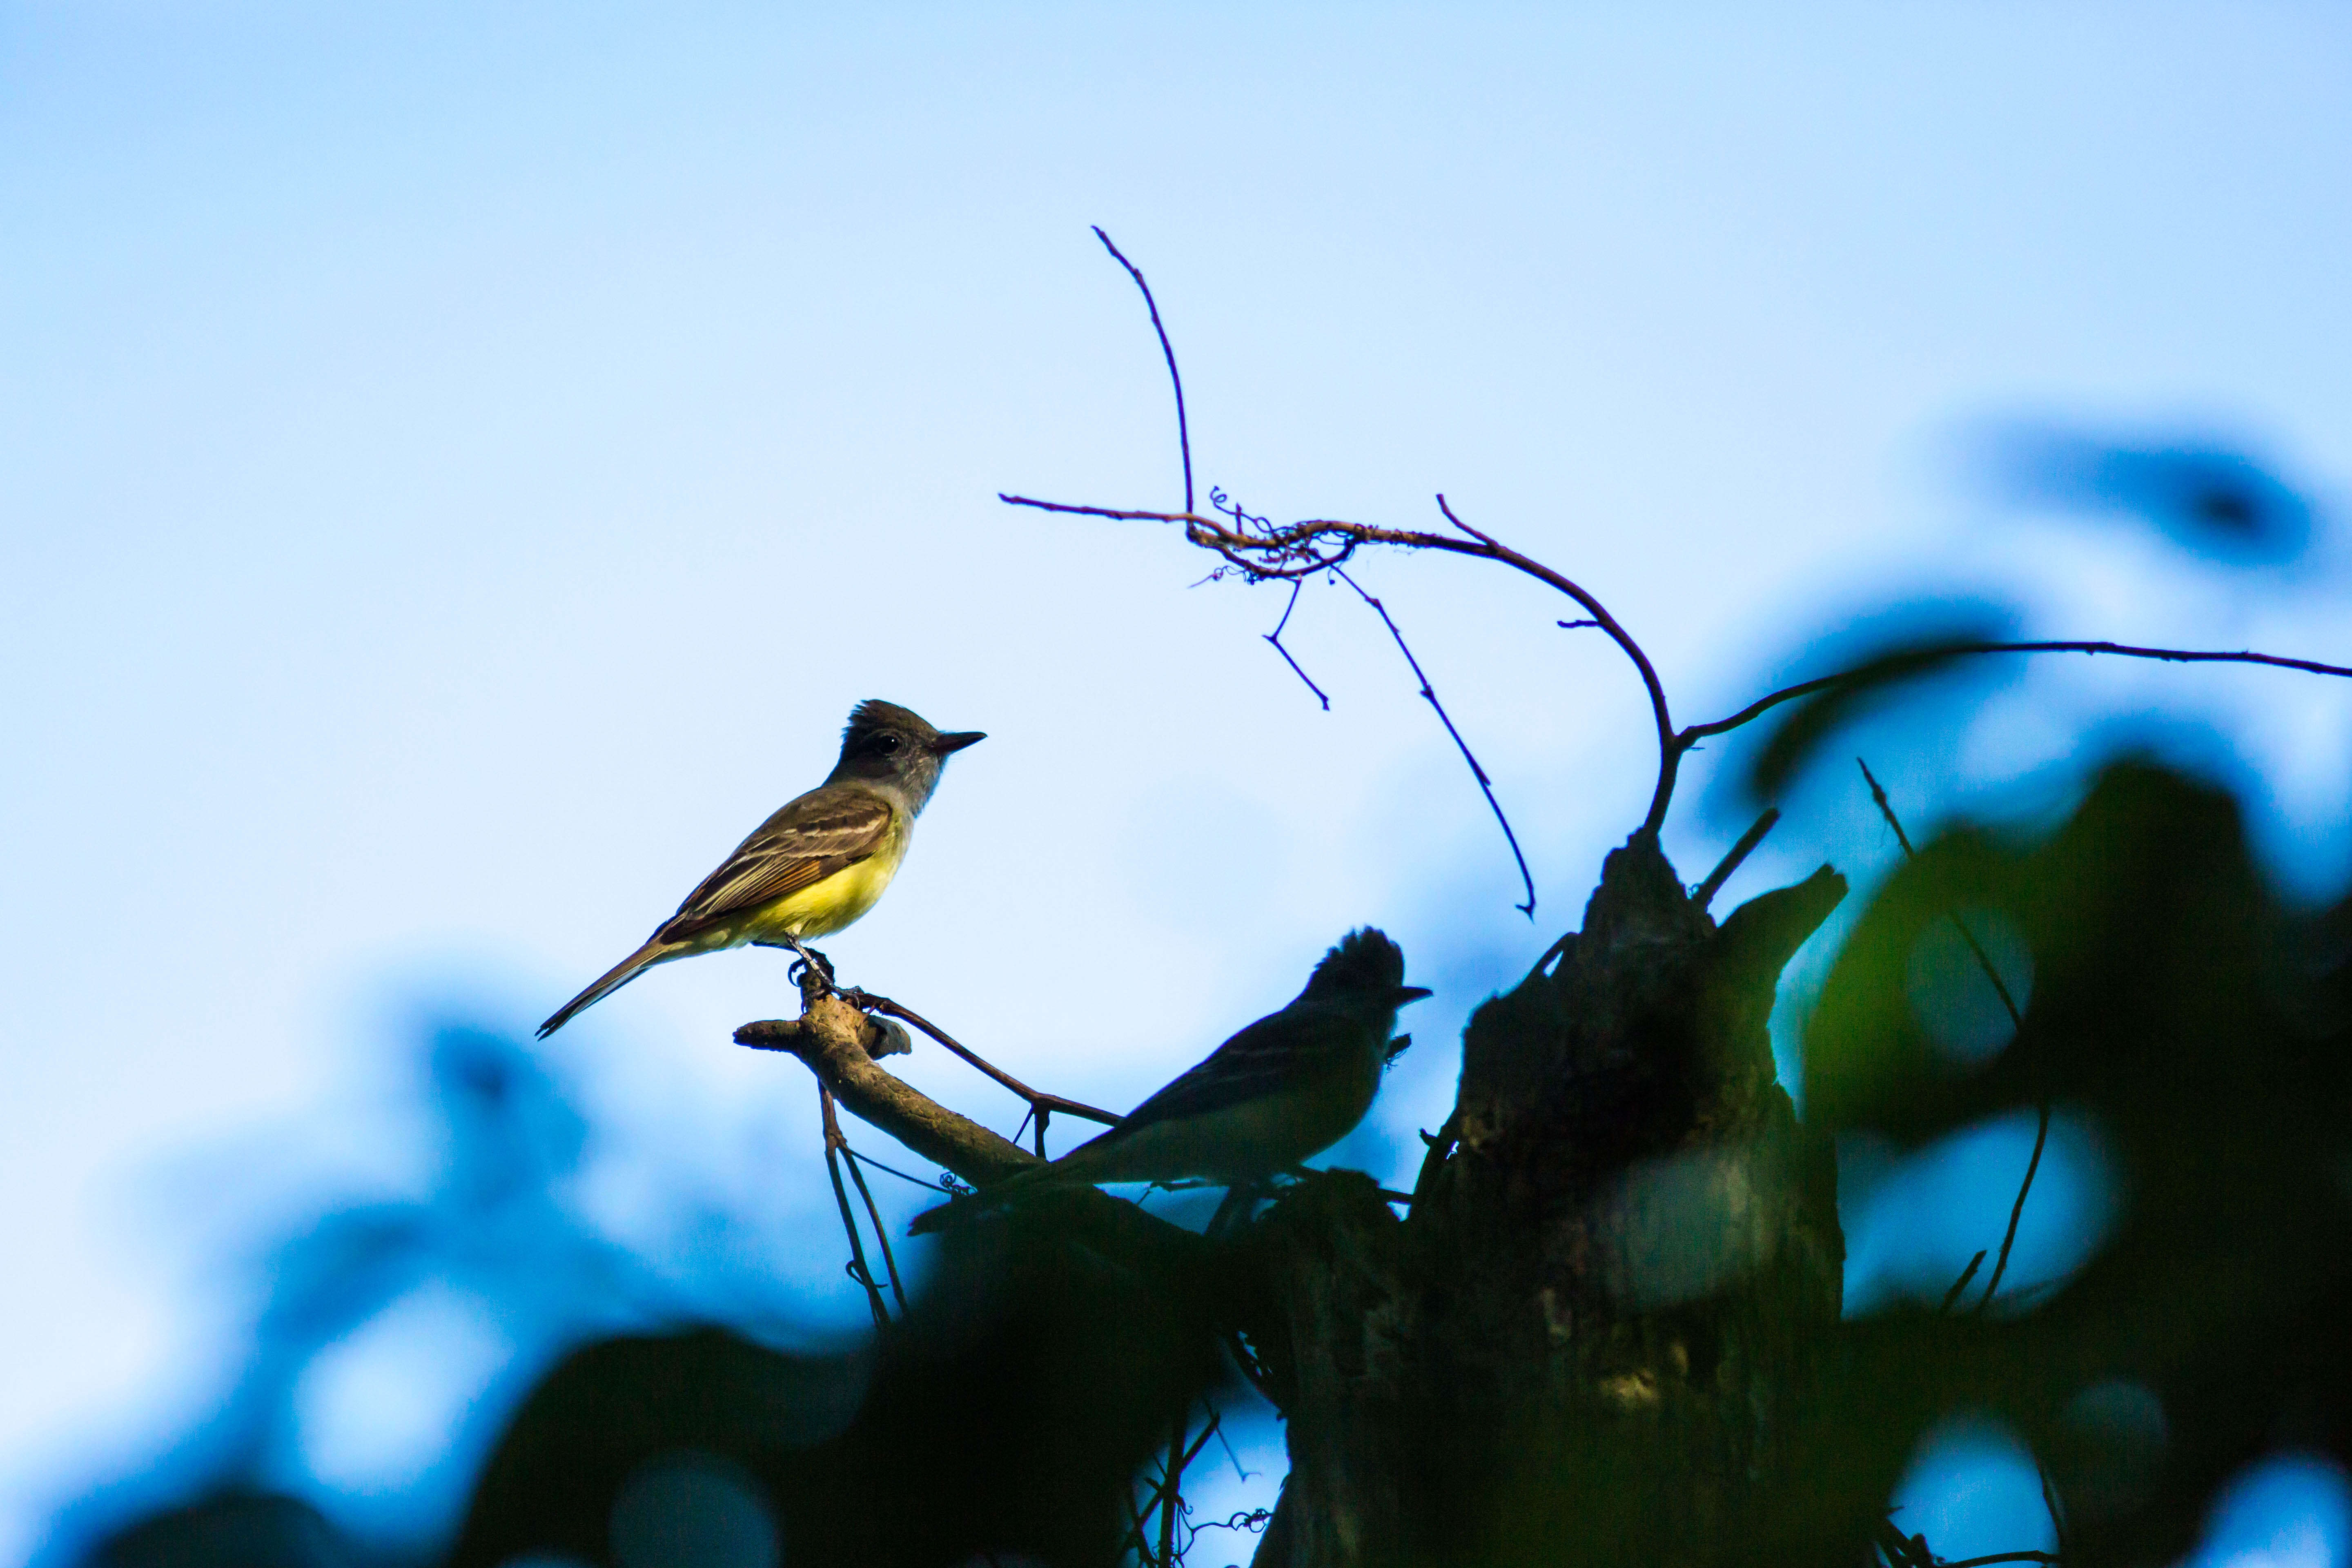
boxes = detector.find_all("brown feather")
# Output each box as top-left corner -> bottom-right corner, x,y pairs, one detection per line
658,787 -> 896,936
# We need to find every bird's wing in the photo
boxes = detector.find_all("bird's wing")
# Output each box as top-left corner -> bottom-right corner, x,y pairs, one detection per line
1103,1003 -> 1367,1136
655,786 -> 897,939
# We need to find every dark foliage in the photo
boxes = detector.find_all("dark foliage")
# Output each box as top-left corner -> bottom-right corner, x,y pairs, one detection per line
445,1216 -> 1235,1568
1979,424 -> 2317,567
1768,761 -> 2352,1567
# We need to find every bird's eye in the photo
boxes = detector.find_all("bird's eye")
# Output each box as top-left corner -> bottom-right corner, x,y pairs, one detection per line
873,733 -> 902,753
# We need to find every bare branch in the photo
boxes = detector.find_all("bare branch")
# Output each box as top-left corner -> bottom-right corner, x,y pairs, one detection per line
835,1110 -> 911,1314
1006,500 -> 2350,856
1939,1250 -> 1987,1314
1432,495 -> 1681,836
846,989 -> 1123,1129
818,1085 -> 892,1326
1858,756 -> 1923,858
842,1144 -> 960,1196
2037,1456 -> 2070,1564
1263,579 -> 1331,709
1158,1409 -> 1185,1567
736,987 -> 1225,1322
1692,639 -> 2352,747
1873,1518 -> 1936,1568
737,998 -> 1040,1188
1000,490 -> 1678,849
1694,806 -> 1780,910
1091,227 -> 1194,514
1858,761 -> 2027,1031
1978,1105 -> 2052,1313
1333,565 -> 1537,918
1858,759 -> 2043,1316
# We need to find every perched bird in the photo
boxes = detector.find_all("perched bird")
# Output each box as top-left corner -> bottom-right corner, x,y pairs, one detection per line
913,929 -> 1429,1230
537,700 -> 983,1037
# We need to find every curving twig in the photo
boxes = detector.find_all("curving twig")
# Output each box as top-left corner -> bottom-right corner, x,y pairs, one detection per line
1263,579 -> 1331,709
1694,806 -> 1778,910
1036,237 -> 2352,871
1860,759 -> 2045,1316
835,1113 -> 910,1314
1333,565 -> 1537,917
1009,490 -> 2352,848
1690,640 -> 2352,745
1001,492 -> 1684,835
846,988 -> 1123,1130
818,1085 -> 893,1325
1092,226 -> 1194,514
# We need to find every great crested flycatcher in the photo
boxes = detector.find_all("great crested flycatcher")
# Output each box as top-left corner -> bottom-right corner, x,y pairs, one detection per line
913,928 -> 1428,1229
538,699 -> 982,1038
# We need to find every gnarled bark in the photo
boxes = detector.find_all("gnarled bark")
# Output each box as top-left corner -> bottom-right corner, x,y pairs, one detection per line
1248,835 -> 1845,1568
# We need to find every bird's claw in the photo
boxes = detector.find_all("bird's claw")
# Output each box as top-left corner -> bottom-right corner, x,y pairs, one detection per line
786,942 -> 839,994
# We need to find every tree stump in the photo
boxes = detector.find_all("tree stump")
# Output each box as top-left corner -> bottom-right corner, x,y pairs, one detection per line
1247,834 -> 1846,1568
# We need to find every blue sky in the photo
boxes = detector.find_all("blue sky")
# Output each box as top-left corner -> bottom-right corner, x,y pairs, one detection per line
6,2 -> 2352,1561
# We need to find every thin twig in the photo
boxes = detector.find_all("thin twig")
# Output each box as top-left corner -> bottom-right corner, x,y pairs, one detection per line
819,1086 -> 891,1327
1858,763 -> 2028,1027
1127,1412 -> 1222,1567
1942,1555 -> 2060,1567
839,1127 -> 910,1314
1129,1415 -> 1219,1522
1091,227 -> 1193,514
1940,1251 -> 1987,1314
1211,1419 -> 1254,1482
1263,579 -> 1331,709
1978,1105 -> 2051,1312
2037,1456 -> 2070,1564
1858,758 -> 1922,858
1694,806 -> 1780,909
1178,1413 -> 1221,1475
1119,1487 -> 1154,1564
1003,490 -> 2352,845
1333,564 -> 1537,918
1159,1409 -> 1187,1568
1184,1508 -> 1274,1559
848,990 -> 1123,1127
996,493 -> 1680,835
842,1143 -> 959,1195
1436,495 -> 1678,836
1693,640 -> 2352,746
1858,759 -> 2043,1314
1873,1518 -> 1935,1568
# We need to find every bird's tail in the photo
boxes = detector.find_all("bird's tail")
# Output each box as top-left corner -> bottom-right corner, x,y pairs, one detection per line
537,941 -> 677,1038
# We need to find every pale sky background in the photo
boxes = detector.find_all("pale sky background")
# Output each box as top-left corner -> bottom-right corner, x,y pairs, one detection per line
7,3 -> 2352,1563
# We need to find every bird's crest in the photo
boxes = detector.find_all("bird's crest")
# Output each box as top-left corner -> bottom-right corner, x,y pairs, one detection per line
1303,927 -> 1407,996
843,699 -> 933,745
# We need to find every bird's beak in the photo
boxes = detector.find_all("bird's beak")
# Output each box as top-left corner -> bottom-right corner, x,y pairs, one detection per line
1396,986 -> 1434,1004
931,731 -> 986,755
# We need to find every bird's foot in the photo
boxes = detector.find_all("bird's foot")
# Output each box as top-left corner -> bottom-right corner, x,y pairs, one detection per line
785,940 -> 838,996
1205,1176 -> 1280,1241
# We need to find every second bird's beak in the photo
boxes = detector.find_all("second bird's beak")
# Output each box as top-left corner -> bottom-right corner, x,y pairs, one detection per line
931,731 -> 986,755
1397,986 -> 1434,1004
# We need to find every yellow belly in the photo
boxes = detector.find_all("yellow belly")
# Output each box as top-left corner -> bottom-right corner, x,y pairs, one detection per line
739,821 -> 909,944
